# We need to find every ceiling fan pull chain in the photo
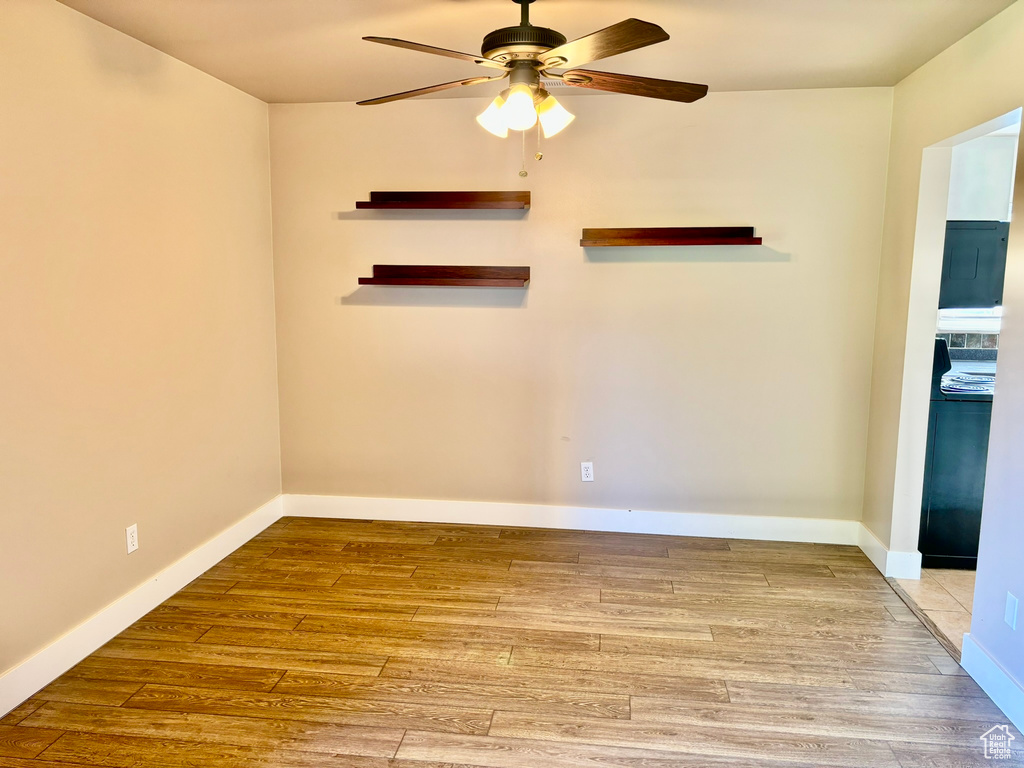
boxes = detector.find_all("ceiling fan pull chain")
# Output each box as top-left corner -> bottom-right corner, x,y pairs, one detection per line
519,129 -> 528,177
535,121 -> 544,162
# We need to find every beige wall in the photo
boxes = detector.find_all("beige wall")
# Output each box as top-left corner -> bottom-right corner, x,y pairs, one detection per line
860,0 -> 1024,688
270,87 -> 892,520
862,0 -> 1024,552
0,0 -> 281,674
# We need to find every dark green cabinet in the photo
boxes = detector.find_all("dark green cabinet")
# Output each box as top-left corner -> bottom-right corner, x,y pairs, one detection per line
939,221 -> 1009,308
919,397 -> 992,568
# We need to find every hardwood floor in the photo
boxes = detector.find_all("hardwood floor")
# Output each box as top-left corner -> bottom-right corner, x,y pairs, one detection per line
4,517 -> 1022,767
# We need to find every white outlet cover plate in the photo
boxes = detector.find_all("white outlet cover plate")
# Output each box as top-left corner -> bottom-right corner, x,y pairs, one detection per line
1006,592 -> 1019,630
126,524 -> 139,554
581,462 -> 594,482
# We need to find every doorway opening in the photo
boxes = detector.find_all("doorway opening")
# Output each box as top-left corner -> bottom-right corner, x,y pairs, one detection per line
890,108 -> 1021,658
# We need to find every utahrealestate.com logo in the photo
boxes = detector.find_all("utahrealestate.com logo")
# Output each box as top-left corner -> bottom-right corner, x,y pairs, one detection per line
981,725 -> 1016,760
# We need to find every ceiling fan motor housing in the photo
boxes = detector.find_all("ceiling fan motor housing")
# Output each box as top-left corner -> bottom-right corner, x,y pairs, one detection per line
482,25 -> 566,63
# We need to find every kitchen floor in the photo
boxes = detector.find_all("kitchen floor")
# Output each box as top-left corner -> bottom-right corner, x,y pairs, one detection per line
895,569 -> 976,656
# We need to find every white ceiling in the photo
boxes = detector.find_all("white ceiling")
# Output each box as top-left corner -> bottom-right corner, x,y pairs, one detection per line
58,0 -> 1015,104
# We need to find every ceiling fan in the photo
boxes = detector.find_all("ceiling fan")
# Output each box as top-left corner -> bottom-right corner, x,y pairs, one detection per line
357,0 -> 708,138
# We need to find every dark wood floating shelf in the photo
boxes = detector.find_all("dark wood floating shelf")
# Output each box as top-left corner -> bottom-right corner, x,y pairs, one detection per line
359,265 -> 530,288
581,227 -> 762,247
356,191 -> 531,210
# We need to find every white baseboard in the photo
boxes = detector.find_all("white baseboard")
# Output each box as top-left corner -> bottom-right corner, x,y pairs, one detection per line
962,634 -> 1024,732
858,524 -> 922,579
0,495 -> 283,718
282,494 -> 861,545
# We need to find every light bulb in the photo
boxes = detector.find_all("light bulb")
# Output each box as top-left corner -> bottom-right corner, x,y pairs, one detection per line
476,95 -> 508,138
501,84 -> 538,131
537,93 -> 575,138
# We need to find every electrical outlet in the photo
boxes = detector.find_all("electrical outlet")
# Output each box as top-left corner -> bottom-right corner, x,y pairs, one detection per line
125,524 -> 139,554
1006,593 -> 1019,630
581,461 -> 594,482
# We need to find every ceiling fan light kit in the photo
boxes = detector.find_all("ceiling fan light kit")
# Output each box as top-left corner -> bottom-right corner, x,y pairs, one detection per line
536,92 -> 575,138
476,95 -> 509,138
475,68 -> 576,138
359,0 -> 708,140
502,79 -> 540,131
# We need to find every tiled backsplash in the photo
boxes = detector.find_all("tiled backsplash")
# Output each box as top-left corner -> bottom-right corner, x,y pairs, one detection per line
937,332 -> 999,362
937,333 -> 999,350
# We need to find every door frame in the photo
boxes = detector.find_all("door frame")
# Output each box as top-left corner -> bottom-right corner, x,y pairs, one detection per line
889,108 -> 1022,577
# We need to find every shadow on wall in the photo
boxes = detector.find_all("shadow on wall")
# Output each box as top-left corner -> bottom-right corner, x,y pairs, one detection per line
339,287 -> 528,308
80,17 -> 167,82
584,246 -> 792,263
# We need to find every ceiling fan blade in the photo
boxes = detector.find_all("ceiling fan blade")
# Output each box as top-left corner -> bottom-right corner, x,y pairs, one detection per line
357,74 -> 506,106
364,37 -> 507,71
540,19 -> 669,69
562,69 -> 708,103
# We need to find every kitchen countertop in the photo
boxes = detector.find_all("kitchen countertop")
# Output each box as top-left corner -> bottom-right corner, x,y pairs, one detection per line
949,360 -> 996,376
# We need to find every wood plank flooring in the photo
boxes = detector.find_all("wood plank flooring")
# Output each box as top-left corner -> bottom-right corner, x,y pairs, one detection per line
4,516 -> 1022,767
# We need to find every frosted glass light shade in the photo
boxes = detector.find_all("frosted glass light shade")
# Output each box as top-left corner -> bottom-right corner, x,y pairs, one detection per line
537,94 -> 575,137
476,95 -> 508,138
501,84 -> 538,131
